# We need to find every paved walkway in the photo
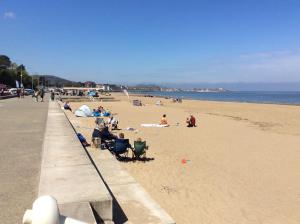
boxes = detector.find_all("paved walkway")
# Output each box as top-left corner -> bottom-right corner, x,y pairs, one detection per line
0,96 -> 48,224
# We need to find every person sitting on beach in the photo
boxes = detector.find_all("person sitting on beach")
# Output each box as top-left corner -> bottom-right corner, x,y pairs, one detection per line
97,106 -> 104,113
160,114 -> 169,126
92,123 -> 117,143
131,137 -> 149,159
34,89 -> 39,102
64,101 -> 72,111
186,115 -> 196,127
108,115 -> 118,130
117,132 -> 132,148
92,109 -> 101,117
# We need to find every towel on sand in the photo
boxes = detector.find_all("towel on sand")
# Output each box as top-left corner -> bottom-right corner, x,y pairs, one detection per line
141,124 -> 168,128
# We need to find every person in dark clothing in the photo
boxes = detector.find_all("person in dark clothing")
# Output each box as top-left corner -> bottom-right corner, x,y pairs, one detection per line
92,124 -> 117,148
50,90 -> 55,101
109,133 -> 132,157
77,133 -> 90,147
40,88 -> 45,102
64,101 -> 72,111
117,132 -> 132,148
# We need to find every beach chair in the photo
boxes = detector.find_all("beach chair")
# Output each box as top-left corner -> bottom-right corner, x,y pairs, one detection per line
132,141 -> 148,160
110,139 -> 131,159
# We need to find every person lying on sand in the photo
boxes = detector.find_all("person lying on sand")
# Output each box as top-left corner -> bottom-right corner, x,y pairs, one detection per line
186,115 -> 196,127
64,101 -> 72,111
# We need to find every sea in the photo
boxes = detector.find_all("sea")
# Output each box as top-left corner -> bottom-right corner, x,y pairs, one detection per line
129,91 -> 300,105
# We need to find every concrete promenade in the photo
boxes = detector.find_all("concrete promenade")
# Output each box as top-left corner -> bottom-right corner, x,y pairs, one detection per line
39,101 -> 112,222
0,96 -> 48,224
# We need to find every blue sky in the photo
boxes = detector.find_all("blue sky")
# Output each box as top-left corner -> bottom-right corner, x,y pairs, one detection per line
1,0 -> 300,86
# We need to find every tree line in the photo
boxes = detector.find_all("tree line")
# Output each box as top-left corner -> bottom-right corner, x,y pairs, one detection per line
0,55 -> 35,88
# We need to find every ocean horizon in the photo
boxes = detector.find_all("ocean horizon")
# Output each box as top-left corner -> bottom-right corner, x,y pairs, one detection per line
129,90 -> 300,105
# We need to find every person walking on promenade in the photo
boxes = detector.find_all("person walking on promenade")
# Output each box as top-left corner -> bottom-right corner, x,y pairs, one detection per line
17,88 -> 21,98
34,89 -> 39,102
40,88 -> 45,102
20,88 -> 25,98
50,90 -> 55,101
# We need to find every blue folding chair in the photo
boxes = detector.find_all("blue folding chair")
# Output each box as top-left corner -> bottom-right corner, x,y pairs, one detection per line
110,139 -> 131,158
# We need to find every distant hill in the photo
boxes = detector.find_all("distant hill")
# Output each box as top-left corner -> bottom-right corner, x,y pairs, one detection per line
32,75 -> 81,87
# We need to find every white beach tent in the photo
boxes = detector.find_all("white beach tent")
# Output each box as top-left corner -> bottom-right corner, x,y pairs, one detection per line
74,105 -> 93,117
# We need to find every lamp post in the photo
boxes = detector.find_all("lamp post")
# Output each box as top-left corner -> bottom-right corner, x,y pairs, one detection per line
20,67 -> 23,88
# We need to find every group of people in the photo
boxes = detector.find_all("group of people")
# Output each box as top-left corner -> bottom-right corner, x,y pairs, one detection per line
89,119 -> 148,159
92,122 -> 118,147
92,105 -> 110,117
159,114 -> 196,127
90,118 -> 144,157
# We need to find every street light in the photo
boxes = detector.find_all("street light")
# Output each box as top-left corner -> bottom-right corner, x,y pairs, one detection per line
20,67 -> 23,88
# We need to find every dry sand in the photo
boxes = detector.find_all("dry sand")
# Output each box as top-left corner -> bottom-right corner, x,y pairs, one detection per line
65,93 -> 300,224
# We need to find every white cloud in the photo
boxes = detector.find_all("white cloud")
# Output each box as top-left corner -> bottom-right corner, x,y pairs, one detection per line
3,11 -> 16,19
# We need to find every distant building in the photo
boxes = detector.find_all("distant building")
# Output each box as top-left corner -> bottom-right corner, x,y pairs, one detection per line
95,84 -> 109,91
84,81 -> 96,88
96,83 -> 103,89
97,84 -> 123,91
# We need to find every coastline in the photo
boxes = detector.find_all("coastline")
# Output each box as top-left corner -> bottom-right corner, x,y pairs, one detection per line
128,91 -> 300,106
64,93 -> 300,224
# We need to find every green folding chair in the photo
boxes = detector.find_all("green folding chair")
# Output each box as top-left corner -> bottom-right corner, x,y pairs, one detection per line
132,141 -> 148,159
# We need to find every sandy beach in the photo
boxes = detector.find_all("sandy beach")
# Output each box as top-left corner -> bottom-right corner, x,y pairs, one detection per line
64,93 -> 300,224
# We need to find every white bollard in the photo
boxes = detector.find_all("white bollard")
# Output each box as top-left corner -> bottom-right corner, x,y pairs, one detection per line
23,195 -> 88,224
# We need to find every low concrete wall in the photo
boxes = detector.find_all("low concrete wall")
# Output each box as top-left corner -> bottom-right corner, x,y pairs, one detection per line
39,101 -> 113,223
87,149 -> 175,224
